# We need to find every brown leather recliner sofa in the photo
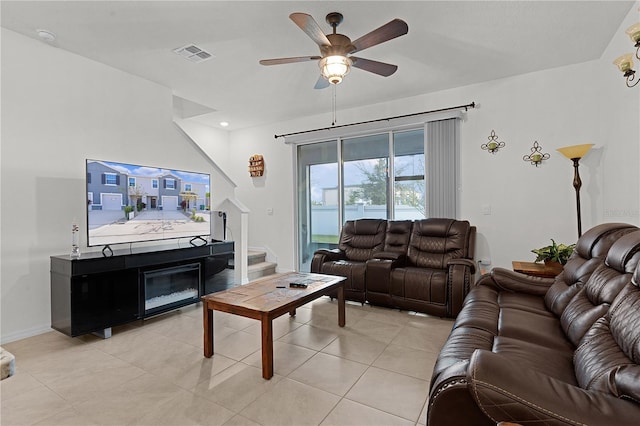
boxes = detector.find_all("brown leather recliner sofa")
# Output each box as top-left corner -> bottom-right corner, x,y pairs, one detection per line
311,218 -> 476,317
428,222 -> 640,425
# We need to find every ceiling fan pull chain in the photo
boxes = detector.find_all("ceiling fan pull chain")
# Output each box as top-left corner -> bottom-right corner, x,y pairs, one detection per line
332,84 -> 337,126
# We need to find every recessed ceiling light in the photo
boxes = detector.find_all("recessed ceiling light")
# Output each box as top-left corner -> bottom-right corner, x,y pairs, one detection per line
36,29 -> 56,42
220,122 -> 229,127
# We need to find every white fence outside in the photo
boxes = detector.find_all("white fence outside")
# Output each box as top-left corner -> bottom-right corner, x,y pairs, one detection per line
310,204 -> 424,239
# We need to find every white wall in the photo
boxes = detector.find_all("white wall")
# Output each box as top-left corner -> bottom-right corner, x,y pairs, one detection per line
228,4 -> 640,273
0,29 -> 235,343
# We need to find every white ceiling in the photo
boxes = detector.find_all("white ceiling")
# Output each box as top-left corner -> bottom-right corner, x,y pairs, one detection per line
1,1 -> 635,130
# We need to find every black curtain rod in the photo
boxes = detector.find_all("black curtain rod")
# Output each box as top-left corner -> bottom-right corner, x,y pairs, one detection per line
274,101 -> 476,139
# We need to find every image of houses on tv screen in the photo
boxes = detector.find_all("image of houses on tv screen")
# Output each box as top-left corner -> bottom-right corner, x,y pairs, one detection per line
86,160 -> 211,246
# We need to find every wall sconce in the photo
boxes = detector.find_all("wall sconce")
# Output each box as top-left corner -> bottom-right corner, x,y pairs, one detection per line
556,144 -> 594,238
523,141 -> 550,167
613,22 -> 640,88
481,130 -> 505,154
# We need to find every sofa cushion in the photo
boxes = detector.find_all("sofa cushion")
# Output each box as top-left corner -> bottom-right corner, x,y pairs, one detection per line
390,267 -> 446,303
492,336 -> 577,385
606,276 -> 640,402
407,218 -> 471,268
574,317 -> 631,394
560,230 -> 640,346
545,223 -> 638,316
498,307 -> 572,351
339,219 -> 387,261
320,260 -> 367,295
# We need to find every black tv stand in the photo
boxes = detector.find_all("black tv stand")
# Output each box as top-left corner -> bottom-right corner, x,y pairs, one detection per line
50,241 -> 234,337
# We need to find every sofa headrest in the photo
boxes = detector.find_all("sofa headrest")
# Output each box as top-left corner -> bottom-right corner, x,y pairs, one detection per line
407,218 -> 473,268
349,219 -> 387,236
575,223 -> 638,259
339,219 -> 387,261
604,230 -> 640,273
387,220 -> 413,234
545,224 -> 639,317
384,220 -> 413,253
413,218 -> 469,238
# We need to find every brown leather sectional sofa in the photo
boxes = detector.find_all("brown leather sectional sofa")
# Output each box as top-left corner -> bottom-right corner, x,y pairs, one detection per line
311,218 -> 476,318
428,222 -> 640,425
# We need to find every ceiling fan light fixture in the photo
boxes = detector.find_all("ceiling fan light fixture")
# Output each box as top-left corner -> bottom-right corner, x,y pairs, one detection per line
320,55 -> 352,84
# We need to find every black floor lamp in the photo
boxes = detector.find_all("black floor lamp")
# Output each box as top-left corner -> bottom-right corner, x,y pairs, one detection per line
556,144 -> 594,238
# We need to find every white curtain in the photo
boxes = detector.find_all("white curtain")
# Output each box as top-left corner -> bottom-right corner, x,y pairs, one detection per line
426,118 -> 459,218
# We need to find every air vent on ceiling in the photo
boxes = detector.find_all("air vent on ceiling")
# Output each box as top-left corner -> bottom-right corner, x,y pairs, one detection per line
173,44 -> 214,63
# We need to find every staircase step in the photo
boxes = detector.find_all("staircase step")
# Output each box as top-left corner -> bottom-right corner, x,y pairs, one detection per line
229,250 -> 267,269
248,250 -> 267,266
248,261 -> 277,281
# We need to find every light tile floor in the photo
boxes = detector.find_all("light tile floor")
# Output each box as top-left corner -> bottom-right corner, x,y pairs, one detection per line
1,297 -> 454,426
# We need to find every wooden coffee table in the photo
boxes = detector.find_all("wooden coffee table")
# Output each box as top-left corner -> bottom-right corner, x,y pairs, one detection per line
202,272 -> 346,379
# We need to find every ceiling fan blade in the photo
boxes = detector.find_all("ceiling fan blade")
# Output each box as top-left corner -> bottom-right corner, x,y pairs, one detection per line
259,56 -> 321,66
289,13 -> 332,47
351,57 -> 398,77
314,75 -> 330,90
350,19 -> 408,53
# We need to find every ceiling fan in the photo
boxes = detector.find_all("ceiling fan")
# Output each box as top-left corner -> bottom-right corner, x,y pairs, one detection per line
259,12 -> 408,89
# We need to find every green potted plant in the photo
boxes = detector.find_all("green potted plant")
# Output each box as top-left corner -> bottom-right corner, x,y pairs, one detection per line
531,239 -> 575,266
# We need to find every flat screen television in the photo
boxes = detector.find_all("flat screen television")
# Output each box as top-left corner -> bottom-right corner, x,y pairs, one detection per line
86,159 -> 211,248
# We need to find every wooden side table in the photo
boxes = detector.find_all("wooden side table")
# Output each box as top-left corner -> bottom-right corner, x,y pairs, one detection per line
512,261 -> 563,278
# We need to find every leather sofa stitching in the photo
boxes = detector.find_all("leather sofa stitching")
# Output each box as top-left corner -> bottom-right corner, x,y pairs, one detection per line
472,377 -> 587,426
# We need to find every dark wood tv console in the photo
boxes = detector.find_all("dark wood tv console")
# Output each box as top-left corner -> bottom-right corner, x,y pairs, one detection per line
50,241 -> 234,337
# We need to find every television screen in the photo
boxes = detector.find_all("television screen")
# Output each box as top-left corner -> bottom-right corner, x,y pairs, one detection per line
86,159 -> 211,247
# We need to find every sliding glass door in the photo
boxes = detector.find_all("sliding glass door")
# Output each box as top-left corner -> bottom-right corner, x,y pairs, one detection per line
342,134 -> 390,221
296,128 -> 427,271
297,141 -> 338,271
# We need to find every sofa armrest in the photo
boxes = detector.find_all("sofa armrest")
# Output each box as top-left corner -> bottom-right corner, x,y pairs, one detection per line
372,251 -> 407,263
468,349 -> 640,425
447,259 -> 476,317
310,249 -> 346,272
448,258 -> 476,274
313,248 -> 345,262
366,255 -> 406,292
477,267 -> 554,296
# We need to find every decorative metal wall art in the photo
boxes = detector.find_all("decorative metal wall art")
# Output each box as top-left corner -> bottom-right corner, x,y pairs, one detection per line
523,141 -> 550,167
481,130 -> 505,154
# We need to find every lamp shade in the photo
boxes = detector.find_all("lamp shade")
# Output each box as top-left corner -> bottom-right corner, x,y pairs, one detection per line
613,53 -> 635,73
626,22 -> 640,44
319,55 -> 352,85
556,144 -> 594,160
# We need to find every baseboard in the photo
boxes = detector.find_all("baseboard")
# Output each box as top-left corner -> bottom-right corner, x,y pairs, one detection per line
1,324 -> 53,345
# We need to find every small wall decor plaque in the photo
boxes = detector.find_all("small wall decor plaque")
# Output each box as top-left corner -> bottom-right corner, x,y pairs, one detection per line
249,154 -> 264,177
